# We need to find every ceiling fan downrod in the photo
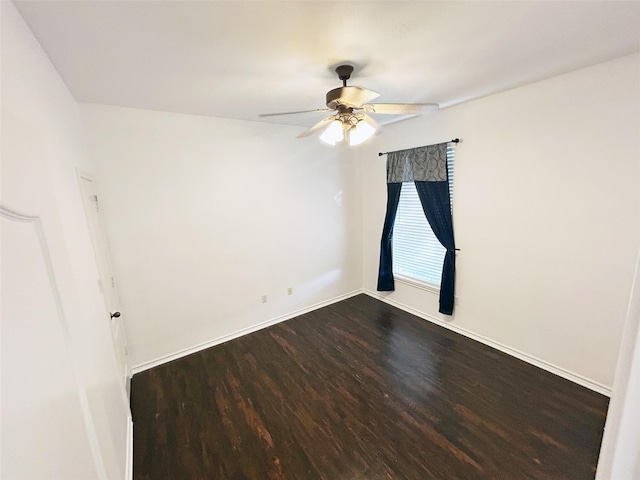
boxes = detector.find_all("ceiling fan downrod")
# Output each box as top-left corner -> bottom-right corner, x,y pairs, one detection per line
335,65 -> 354,87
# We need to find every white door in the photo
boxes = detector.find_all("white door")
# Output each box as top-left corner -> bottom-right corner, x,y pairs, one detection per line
1,115 -> 106,478
1,206 -> 103,479
77,172 -> 131,391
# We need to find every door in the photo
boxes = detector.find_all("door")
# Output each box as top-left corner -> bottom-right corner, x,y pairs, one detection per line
77,172 -> 131,392
1,206 -> 103,479
1,114 -> 107,478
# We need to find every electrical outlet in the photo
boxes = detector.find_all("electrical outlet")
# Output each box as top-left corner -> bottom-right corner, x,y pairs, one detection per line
287,287 -> 293,295
261,295 -> 268,303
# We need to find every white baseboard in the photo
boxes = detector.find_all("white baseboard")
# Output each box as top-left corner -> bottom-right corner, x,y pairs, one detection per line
132,289 -> 364,374
131,287 -> 611,397
125,416 -> 133,480
364,289 -> 612,397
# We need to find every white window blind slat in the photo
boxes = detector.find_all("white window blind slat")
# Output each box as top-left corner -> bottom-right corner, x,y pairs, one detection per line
392,146 -> 454,287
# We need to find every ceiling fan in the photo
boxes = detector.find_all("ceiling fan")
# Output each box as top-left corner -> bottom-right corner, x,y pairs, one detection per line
260,65 -> 439,146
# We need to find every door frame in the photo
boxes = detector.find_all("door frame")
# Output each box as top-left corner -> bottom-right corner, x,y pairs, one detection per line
76,169 -> 131,394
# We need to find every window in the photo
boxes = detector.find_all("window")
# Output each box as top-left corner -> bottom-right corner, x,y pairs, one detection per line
392,145 -> 454,287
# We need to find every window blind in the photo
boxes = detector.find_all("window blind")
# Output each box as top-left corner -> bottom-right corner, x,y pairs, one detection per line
393,145 -> 455,287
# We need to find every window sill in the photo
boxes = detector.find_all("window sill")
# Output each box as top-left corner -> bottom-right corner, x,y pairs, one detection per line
393,274 -> 440,295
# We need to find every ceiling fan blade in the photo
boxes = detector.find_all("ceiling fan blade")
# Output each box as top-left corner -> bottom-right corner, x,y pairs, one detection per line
361,103 -> 439,115
361,113 -> 382,132
327,86 -> 380,108
297,115 -> 337,138
259,108 -> 333,117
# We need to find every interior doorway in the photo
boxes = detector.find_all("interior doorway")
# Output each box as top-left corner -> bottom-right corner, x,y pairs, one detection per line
77,170 -> 131,394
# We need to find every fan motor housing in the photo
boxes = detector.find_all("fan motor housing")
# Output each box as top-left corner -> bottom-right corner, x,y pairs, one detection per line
326,87 -> 355,110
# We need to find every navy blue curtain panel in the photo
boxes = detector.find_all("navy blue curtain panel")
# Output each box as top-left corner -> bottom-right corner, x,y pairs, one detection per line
376,142 -> 456,315
415,181 -> 456,315
377,182 -> 402,291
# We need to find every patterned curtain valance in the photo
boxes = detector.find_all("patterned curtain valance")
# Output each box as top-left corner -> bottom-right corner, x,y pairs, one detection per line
386,142 -> 448,183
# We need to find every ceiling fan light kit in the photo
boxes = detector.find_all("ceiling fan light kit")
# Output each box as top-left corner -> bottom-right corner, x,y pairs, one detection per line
319,119 -> 344,145
319,113 -> 378,146
348,120 -> 377,146
260,64 -> 439,146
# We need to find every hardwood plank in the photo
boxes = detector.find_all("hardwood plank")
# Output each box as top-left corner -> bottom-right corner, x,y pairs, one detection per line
131,294 -> 608,479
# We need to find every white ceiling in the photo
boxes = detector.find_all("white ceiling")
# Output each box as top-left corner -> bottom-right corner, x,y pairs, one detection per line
13,1 -> 640,129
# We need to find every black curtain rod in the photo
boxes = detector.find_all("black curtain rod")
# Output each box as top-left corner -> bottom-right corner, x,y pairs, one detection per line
378,138 -> 460,156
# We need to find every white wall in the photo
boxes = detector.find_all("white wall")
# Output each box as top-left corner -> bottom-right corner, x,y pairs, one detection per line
1,2 -> 130,478
597,249 -> 640,479
81,105 -> 363,368
360,54 -> 640,392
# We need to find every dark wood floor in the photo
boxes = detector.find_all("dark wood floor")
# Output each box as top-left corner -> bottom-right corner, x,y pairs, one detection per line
131,294 -> 608,480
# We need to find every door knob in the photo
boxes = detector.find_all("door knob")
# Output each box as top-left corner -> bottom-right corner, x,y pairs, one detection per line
110,311 -> 121,319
